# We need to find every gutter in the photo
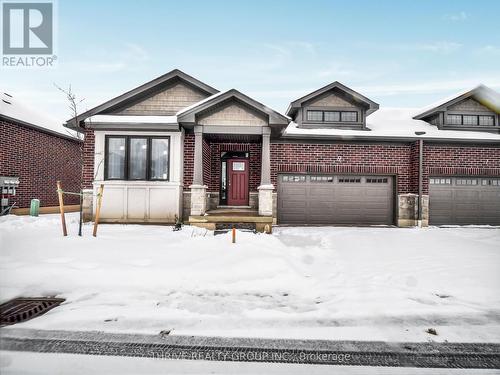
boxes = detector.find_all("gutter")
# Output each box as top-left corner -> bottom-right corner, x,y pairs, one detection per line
279,133 -> 500,144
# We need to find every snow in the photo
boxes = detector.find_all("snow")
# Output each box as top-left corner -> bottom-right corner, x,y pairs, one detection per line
1,214 -> 499,343
85,114 -> 178,124
284,107 -> 500,141
0,91 -> 80,139
2,352 -> 496,375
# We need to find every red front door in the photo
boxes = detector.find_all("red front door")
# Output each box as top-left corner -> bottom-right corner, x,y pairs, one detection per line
227,159 -> 249,206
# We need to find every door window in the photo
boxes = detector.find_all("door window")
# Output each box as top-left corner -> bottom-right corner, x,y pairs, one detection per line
232,162 -> 245,171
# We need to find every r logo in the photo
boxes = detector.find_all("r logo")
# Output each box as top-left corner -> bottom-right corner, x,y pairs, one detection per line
2,2 -> 53,55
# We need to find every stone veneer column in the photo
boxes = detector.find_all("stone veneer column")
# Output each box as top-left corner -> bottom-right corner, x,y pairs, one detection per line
258,127 -> 274,216
189,125 -> 207,216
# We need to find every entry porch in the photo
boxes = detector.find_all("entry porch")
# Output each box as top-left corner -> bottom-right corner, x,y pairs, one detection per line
183,129 -> 275,232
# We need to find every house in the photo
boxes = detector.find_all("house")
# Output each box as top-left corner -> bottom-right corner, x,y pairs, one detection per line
65,70 -> 500,230
0,91 -> 82,214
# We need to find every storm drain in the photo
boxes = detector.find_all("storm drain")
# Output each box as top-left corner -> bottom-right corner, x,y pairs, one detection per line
0,297 -> 65,326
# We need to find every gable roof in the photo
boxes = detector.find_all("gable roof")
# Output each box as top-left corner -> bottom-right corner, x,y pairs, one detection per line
176,89 -> 290,127
286,81 -> 380,117
413,84 -> 500,120
65,69 -> 219,129
1,91 -> 80,141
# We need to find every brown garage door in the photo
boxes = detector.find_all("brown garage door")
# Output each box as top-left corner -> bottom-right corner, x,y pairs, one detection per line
277,174 -> 394,225
429,177 -> 500,225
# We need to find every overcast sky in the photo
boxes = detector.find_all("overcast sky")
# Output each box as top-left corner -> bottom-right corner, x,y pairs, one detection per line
2,0 -> 500,123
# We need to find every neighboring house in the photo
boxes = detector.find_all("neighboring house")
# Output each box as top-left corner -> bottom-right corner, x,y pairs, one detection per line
0,91 -> 82,212
65,70 -> 500,229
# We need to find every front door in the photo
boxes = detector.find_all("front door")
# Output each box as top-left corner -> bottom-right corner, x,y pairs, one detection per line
227,159 -> 249,206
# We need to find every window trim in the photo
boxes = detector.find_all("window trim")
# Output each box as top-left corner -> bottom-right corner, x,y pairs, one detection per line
446,113 -> 496,127
104,135 -> 170,181
304,108 -> 362,124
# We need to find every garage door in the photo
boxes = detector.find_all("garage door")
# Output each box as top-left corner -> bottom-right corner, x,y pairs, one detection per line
278,174 -> 394,225
429,177 -> 500,225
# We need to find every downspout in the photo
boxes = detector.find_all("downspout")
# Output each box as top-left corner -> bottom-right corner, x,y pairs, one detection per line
417,139 -> 423,227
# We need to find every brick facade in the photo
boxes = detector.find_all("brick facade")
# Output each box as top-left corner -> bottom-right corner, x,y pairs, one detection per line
270,142 -> 415,194
422,143 -> 500,194
183,132 -> 195,187
269,141 -> 500,196
82,128 -> 95,189
0,119 -> 82,208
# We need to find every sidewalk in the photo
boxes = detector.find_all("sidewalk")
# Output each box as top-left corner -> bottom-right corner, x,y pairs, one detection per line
1,328 -> 499,369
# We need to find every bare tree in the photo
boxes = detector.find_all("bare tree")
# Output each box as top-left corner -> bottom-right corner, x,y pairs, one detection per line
54,83 -> 85,141
54,83 -> 86,235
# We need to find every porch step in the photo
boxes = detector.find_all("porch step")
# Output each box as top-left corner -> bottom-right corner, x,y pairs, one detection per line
215,223 -> 256,231
188,212 -> 273,233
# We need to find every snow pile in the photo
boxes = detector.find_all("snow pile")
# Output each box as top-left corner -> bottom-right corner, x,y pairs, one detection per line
1,214 -> 499,342
0,91 -> 79,139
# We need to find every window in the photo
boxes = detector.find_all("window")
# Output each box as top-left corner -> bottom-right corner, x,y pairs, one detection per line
479,115 -> 495,126
282,175 -> 306,182
306,110 -> 359,123
311,175 -> 334,182
463,115 -> 478,126
366,177 -> 388,183
429,178 -> 451,185
341,111 -> 358,122
446,114 -> 462,125
105,136 -> 170,181
447,114 -> 496,126
150,138 -> 170,180
456,178 -> 477,186
307,111 -> 323,121
324,111 -> 340,122
232,162 -> 245,171
106,137 -> 126,179
338,177 -> 361,183
482,179 -> 500,186
307,110 -> 323,121
129,138 -> 148,179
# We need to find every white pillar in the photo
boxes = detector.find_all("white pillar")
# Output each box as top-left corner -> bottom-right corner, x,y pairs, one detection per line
189,126 -> 207,216
258,127 -> 274,216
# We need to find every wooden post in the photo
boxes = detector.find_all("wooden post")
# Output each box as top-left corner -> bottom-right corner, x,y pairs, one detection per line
232,227 -> 236,244
56,181 -> 67,237
93,184 -> 104,237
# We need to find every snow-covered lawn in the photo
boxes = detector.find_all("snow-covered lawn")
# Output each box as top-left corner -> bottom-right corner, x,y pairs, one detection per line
1,214 -> 499,342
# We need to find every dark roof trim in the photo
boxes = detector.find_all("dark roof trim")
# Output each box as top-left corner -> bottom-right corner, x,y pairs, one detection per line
177,89 -> 290,126
286,81 -> 380,117
65,69 -> 219,129
1,114 -> 82,142
413,85 -> 500,120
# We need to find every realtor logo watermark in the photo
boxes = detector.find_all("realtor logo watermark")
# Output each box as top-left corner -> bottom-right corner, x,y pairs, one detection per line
1,0 -> 57,67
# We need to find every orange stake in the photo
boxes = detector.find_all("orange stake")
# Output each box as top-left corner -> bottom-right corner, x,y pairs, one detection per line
56,181 -> 67,236
232,227 -> 236,243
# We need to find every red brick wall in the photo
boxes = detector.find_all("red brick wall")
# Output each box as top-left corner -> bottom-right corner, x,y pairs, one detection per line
182,133 -> 262,192
183,132 -> 194,187
208,142 -> 262,192
423,143 -> 500,193
270,142 -> 414,194
82,128 -> 95,189
0,119 -> 82,208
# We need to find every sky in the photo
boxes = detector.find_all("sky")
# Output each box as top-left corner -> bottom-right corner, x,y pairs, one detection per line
1,0 -> 500,123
